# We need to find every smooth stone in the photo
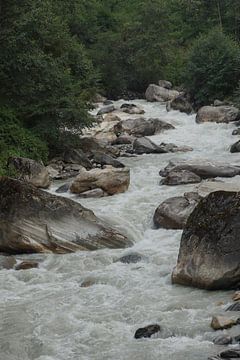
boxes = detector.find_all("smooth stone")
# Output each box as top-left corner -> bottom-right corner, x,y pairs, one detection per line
134,324 -> 161,339
97,105 -> 115,115
133,137 -> 167,155
145,84 -> 179,102
230,141 -> 240,153
211,316 -> 238,330
78,188 -> 107,198
219,349 -> 240,358
232,129 -> 240,135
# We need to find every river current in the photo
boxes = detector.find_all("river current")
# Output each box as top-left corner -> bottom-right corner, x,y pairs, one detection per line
1,100 -> 240,360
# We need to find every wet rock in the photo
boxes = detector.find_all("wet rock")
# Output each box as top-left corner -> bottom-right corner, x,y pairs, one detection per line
120,103 -> 145,115
80,278 -> 96,287
167,95 -> 193,114
160,170 -> 201,186
78,188 -> 107,198
0,177 -> 131,254
97,105 -> 115,115
114,117 -> 174,138
62,149 -> 92,169
0,256 -> 16,270
213,335 -> 233,345
233,292 -> 240,302
70,166 -> 130,196
226,302 -> 240,311
230,140 -> 240,153
232,128 -> 240,136
158,80 -> 172,89
15,261 -> 39,270
153,192 -> 201,230
159,159 -> 240,179
145,84 -> 179,102
159,143 -> 193,153
93,153 -> 125,168
196,106 -> 240,124
172,191 -> 240,290
134,324 -> 161,339
211,316 -> 238,330
8,157 -> 50,189
219,349 -> 240,358
78,137 -> 120,159
117,252 -> 145,264
133,137 -> 167,155
55,183 -> 70,194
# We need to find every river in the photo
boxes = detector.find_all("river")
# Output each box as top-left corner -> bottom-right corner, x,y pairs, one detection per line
1,100 -> 240,360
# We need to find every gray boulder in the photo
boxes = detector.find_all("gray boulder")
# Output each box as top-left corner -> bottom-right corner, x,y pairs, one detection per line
172,191 -> 240,289
196,106 -> 240,124
133,137 -> 167,155
120,103 -> 145,115
145,84 -> 179,102
160,170 -> 201,186
158,80 -> 172,89
159,159 -> 240,179
0,177 -> 131,254
167,95 -> 193,114
97,105 -> 115,115
8,157 -> 50,189
153,192 -> 201,230
63,148 -> 92,169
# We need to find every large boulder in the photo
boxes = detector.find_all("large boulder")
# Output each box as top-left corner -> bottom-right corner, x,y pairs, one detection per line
153,192 -> 201,230
196,106 -> 240,124
160,170 -> 201,186
114,117 -> 174,137
145,84 -> 179,102
167,95 -> 193,114
93,152 -> 125,168
0,177 -> 131,254
62,149 -> 92,169
172,191 -> 240,290
160,159 -> 240,179
97,105 -> 115,115
78,137 -> 120,158
8,157 -> 50,189
196,181 -> 240,197
70,166 -> 130,195
133,137 -> 167,155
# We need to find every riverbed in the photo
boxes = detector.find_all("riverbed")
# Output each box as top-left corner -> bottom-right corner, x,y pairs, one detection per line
1,100 -> 240,360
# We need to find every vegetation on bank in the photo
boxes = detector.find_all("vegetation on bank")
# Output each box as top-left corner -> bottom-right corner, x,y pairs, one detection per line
1,0 -> 240,174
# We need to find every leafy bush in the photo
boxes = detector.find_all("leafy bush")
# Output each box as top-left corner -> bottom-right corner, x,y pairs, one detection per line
0,108 -> 48,175
184,29 -> 240,106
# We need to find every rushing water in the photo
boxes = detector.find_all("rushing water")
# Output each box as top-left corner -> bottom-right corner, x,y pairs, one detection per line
1,100 -> 240,360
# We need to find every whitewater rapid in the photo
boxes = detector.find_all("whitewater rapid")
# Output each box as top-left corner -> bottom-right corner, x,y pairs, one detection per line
1,100 -> 240,360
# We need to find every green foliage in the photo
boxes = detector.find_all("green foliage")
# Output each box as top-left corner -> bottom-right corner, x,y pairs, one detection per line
0,108 -> 48,175
184,29 -> 240,106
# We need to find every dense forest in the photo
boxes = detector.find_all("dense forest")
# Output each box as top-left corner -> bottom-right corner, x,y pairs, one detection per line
1,0 -> 240,174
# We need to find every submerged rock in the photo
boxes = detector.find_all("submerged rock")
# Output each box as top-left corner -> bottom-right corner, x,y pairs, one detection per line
8,157 -> 50,189
172,191 -> 240,290
219,349 -> 240,358
196,106 -> 240,124
0,177 -> 131,254
145,84 -> 179,102
70,166 -> 130,195
117,252 -> 145,264
213,335 -> 233,345
15,261 -> 39,270
232,128 -> 240,135
134,324 -> 161,339
153,192 -> 201,230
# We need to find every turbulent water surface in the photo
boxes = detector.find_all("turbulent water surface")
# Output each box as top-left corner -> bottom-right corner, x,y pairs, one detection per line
1,100 -> 240,360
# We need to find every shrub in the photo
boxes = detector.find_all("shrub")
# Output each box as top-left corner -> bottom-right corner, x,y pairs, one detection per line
184,29 -> 240,106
